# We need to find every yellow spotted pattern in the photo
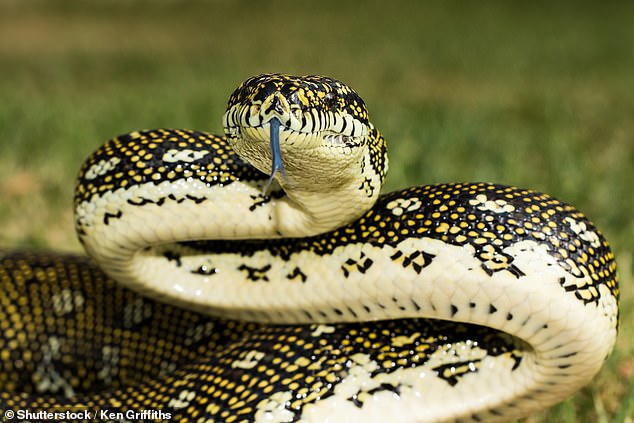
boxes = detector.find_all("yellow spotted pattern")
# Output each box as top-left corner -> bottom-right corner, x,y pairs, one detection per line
0,251 -> 518,420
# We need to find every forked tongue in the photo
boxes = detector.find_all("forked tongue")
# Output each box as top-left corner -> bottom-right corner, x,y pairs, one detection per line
263,117 -> 287,193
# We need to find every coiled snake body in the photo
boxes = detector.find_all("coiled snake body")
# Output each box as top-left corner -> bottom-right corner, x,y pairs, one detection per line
0,74 -> 619,422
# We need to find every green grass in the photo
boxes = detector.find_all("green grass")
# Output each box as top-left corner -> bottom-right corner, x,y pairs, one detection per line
0,0 -> 632,421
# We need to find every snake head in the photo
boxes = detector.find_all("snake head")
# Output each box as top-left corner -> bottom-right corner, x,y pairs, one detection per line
223,74 -> 382,193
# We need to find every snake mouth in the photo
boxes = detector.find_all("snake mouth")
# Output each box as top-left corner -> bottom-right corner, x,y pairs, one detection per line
225,117 -> 365,150
225,123 -> 363,148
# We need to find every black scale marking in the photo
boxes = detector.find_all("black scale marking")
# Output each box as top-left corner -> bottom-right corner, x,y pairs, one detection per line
238,264 -> 272,282
286,267 -> 308,283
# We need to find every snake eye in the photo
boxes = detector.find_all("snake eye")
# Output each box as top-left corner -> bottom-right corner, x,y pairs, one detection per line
288,91 -> 300,106
324,92 -> 338,110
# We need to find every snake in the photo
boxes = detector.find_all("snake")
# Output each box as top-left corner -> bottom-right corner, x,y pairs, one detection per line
0,74 -> 619,422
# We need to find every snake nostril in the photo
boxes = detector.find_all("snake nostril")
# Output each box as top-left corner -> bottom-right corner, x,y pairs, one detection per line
324,92 -> 337,109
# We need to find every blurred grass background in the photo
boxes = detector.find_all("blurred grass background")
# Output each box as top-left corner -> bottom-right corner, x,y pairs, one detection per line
0,0 -> 632,421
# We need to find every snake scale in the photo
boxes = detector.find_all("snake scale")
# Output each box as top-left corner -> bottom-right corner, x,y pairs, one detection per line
0,74 -> 619,422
